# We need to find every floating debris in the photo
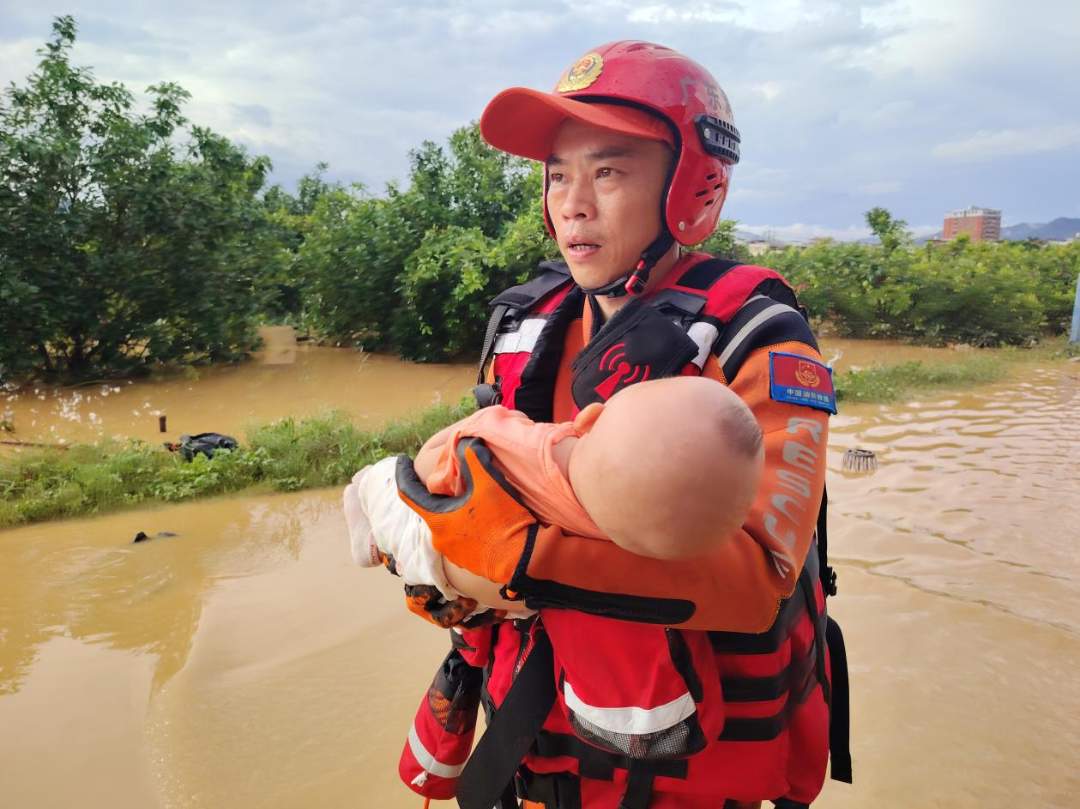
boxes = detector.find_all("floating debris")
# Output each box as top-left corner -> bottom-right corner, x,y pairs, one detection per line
132,530 -> 179,544
163,433 -> 239,461
842,447 -> 878,473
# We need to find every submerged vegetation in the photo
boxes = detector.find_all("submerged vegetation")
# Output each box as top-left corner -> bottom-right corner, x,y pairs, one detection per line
834,357 -> 1007,403
0,400 -> 475,529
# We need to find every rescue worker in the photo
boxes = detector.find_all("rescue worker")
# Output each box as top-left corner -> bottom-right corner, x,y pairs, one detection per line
351,40 -> 851,809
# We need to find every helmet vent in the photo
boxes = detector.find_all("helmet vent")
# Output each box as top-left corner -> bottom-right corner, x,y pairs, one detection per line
704,198 -> 715,207
694,188 -> 709,198
713,183 -> 724,190
705,173 -> 718,181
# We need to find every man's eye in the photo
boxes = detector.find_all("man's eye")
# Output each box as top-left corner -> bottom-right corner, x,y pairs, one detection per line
548,172 -> 564,183
597,167 -> 615,178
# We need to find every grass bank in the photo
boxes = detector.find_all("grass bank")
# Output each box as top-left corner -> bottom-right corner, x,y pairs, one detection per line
0,399 -> 475,530
834,356 -> 1006,403
833,337 -> 1076,404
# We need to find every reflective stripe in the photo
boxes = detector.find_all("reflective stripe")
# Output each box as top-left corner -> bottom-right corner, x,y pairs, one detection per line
716,299 -> 794,368
562,681 -> 696,736
407,724 -> 466,779
493,317 -> 546,355
687,320 -> 719,369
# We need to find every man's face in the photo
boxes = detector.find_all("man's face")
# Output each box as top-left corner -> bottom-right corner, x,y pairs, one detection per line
546,120 -> 672,290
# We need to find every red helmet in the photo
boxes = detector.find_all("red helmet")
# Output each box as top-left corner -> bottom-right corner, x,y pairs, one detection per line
481,41 -> 740,249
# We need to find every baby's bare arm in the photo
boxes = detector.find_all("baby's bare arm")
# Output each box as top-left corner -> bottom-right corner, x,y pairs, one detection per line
444,560 -> 522,611
413,423 -> 457,484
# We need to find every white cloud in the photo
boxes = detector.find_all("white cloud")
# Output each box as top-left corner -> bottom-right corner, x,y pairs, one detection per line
859,179 -> 902,195
742,222 -> 872,243
740,221 -> 939,243
626,0 -> 833,32
0,39 -> 47,84
752,81 -> 784,103
3,0 -> 1079,228
932,125 -> 1080,161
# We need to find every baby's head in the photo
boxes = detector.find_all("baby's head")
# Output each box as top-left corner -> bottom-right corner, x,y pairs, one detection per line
568,377 -> 764,560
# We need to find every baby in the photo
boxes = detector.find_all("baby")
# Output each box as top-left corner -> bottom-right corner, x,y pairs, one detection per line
412,375 -> 763,609
347,375 -> 765,764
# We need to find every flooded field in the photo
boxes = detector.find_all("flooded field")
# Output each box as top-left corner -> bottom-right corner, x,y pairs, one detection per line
1,327 -> 475,447
1,342 -> 1077,807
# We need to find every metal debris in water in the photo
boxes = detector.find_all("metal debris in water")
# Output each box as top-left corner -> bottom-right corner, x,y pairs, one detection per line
843,447 -> 878,473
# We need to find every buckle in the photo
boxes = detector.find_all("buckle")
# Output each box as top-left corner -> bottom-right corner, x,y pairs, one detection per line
473,382 -> 502,409
824,565 -> 838,597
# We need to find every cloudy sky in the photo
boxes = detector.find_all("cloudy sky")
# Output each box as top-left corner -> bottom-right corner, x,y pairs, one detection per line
3,0 -> 1078,240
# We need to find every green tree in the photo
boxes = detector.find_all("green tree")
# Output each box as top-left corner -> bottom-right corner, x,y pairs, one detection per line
865,206 -> 909,255
298,124 -> 543,356
694,219 -> 751,262
0,16 -> 274,381
296,187 -> 400,347
260,163 -> 338,321
393,185 -> 556,361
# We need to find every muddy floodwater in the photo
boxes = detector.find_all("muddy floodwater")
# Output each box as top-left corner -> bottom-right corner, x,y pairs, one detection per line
1,341 -> 1078,808
1,327 -> 475,447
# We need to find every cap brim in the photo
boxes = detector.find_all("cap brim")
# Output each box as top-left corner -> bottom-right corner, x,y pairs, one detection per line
480,88 -> 673,162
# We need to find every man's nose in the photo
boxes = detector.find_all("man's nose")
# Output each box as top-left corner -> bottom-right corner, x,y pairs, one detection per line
557,176 -> 596,221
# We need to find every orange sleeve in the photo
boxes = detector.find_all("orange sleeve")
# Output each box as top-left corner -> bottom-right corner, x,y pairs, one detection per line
515,341 -> 828,632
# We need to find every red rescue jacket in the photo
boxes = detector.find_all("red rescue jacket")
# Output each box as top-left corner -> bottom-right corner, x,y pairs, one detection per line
399,254 -> 851,808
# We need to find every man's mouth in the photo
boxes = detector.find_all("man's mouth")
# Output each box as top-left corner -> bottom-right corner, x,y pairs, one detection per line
568,242 -> 601,255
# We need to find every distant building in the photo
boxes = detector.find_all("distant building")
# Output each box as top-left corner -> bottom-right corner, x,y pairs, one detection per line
746,240 -> 772,256
943,206 -> 1002,242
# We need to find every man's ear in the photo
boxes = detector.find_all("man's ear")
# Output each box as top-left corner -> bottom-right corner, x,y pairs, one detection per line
572,402 -> 604,433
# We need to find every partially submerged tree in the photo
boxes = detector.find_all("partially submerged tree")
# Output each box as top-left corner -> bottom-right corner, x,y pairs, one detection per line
0,16 -> 274,382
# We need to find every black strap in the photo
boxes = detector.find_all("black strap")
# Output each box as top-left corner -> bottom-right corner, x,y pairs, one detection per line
496,781 -> 519,809
817,486 -> 837,597
673,257 -> 741,291
516,768 -> 582,809
618,762 -> 657,809
825,617 -> 853,783
456,629 -> 558,809
476,302 -> 509,385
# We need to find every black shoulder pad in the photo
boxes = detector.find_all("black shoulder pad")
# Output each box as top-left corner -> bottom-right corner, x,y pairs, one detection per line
676,258 -> 741,290
714,286 -> 819,382
490,261 -> 571,310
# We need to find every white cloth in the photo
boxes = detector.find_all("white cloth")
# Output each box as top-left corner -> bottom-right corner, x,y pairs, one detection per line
343,457 -> 457,601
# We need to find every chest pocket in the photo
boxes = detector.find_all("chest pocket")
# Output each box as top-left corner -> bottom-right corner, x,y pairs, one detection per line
570,294 -> 703,409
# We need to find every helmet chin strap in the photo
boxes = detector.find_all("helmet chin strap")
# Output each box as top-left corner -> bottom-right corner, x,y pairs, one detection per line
579,229 -> 676,298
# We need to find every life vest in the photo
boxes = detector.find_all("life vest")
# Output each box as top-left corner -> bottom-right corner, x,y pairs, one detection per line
401,254 -> 851,808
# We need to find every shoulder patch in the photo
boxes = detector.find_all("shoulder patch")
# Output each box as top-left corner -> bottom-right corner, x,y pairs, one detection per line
769,351 -> 837,414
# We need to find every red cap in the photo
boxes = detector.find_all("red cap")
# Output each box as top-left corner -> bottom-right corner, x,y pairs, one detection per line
480,89 -> 674,162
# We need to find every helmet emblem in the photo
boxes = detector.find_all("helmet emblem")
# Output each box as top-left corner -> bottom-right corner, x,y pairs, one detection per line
795,361 -> 821,388
557,52 -> 603,93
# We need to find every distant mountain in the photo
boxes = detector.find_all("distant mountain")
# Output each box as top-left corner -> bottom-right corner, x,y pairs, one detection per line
1000,217 -> 1080,241
734,228 -> 767,242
